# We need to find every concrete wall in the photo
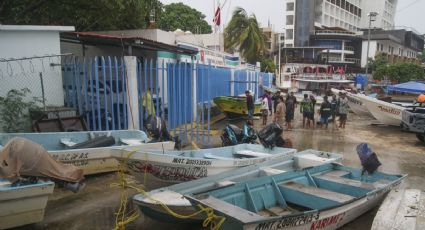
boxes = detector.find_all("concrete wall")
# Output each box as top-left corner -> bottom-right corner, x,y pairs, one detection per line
0,30 -> 65,106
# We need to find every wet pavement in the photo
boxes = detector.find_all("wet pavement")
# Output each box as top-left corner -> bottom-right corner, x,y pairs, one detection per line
13,112 -> 425,230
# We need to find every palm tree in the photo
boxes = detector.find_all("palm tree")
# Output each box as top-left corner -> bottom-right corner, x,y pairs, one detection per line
224,7 -> 266,64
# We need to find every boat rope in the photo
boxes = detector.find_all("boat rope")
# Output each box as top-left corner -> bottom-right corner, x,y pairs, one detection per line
111,150 -> 226,230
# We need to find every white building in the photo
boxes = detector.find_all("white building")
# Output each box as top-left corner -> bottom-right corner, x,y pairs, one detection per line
284,0 -> 398,48
0,25 -> 74,106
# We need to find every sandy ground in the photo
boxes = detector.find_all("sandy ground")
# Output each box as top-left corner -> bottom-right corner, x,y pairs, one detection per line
12,111 -> 425,230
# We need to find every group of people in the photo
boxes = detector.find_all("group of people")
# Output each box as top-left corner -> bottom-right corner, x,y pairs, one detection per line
247,90 -> 297,130
246,89 -> 349,130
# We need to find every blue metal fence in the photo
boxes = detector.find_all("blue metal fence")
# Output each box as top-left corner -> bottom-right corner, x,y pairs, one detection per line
63,56 -> 274,145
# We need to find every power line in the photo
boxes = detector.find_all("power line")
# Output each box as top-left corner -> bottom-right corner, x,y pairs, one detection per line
397,0 -> 421,13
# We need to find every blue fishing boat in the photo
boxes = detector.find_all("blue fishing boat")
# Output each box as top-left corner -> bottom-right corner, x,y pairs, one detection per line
0,130 -> 175,175
132,149 -> 342,223
186,163 -> 406,230
0,179 -> 54,229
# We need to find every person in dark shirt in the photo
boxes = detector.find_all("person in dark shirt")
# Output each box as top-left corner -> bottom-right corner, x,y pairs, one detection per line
319,96 -> 332,129
330,94 -> 338,129
245,90 -> 254,123
309,94 -> 317,129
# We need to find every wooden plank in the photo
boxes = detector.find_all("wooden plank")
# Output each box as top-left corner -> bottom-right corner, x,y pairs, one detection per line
234,150 -> 271,158
187,195 -> 264,223
281,182 -> 355,203
313,174 -> 383,190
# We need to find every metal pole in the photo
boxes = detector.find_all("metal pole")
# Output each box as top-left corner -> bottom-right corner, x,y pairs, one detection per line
278,33 -> 281,79
39,72 -> 46,112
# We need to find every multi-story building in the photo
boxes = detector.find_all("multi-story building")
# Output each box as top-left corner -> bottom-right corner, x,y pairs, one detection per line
262,27 -> 276,59
282,0 -> 403,71
360,29 -> 424,67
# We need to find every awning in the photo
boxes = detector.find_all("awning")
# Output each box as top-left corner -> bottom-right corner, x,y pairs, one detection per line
387,81 -> 425,94
61,32 -> 198,55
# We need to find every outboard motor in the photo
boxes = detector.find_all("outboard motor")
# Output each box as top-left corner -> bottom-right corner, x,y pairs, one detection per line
221,123 -> 257,146
356,143 -> 381,174
144,115 -> 181,150
258,123 -> 285,149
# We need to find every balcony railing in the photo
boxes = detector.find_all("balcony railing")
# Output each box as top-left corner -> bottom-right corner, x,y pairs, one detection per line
323,57 -> 360,64
315,30 -> 356,36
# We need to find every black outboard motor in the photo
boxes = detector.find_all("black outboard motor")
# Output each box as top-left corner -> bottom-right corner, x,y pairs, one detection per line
356,143 -> 381,174
258,123 -> 285,149
221,123 -> 257,146
144,115 -> 181,150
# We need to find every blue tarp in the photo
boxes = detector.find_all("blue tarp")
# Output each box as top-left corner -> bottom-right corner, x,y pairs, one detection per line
387,81 -> 425,94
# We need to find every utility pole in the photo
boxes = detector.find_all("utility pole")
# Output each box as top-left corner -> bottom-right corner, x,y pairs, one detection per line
365,11 -> 378,76
278,33 -> 282,80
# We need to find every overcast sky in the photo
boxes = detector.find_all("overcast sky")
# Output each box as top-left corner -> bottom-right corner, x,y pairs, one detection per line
160,0 -> 425,34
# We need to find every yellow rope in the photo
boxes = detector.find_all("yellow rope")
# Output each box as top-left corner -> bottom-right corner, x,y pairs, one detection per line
111,149 -> 226,230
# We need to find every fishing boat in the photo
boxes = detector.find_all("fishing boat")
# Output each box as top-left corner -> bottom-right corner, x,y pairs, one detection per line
0,179 -> 54,229
132,149 -> 342,223
356,94 -> 404,126
186,163 -> 406,230
331,88 -> 372,117
213,96 -> 261,118
115,144 -> 297,190
0,130 -> 175,175
371,189 -> 424,230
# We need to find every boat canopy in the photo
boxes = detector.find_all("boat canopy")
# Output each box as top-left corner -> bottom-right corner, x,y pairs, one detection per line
387,81 -> 425,94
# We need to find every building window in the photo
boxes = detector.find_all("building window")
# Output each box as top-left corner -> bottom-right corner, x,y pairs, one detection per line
286,15 -> 294,25
286,29 -> 294,39
287,2 -> 294,11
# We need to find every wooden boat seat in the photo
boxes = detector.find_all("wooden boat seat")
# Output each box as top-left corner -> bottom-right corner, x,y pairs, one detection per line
120,138 -> 145,146
260,168 -> 287,176
203,153 -> 232,160
282,182 -> 355,203
60,138 -> 77,147
313,173 -> 387,190
234,150 -> 271,158
187,195 -> 264,223
258,206 -> 292,217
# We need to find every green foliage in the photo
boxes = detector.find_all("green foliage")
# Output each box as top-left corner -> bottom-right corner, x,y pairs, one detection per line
0,0 -> 162,31
260,58 -> 276,73
367,53 -> 389,73
157,3 -> 212,33
0,88 -> 42,132
373,62 -> 424,82
418,49 -> 425,63
224,7 -> 266,64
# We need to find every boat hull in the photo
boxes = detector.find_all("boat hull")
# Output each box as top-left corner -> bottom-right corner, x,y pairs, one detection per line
133,150 -> 343,223
119,146 -> 296,190
356,95 -> 404,126
0,131 -> 175,175
0,180 -> 54,229
371,189 -> 425,230
213,96 -> 261,117
331,89 -> 372,117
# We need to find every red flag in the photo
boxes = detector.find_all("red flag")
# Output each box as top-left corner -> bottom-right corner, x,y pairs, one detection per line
213,7 -> 221,26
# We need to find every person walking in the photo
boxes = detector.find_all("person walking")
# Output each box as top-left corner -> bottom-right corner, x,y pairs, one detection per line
272,91 -> 280,114
300,94 -> 313,128
261,95 -> 269,125
319,96 -> 332,129
309,94 -> 317,129
245,90 -> 254,125
338,92 -> 349,129
273,96 -> 286,128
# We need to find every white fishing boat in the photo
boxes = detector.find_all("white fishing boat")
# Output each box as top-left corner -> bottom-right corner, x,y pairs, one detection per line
186,163 -> 406,230
371,189 -> 424,230
0,179 -> 54,229
0,131 -> 175,175
331,88 -> 372,117
355,94 -> 404,126
132,149 -> 342,223
115,144 -> 297,190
